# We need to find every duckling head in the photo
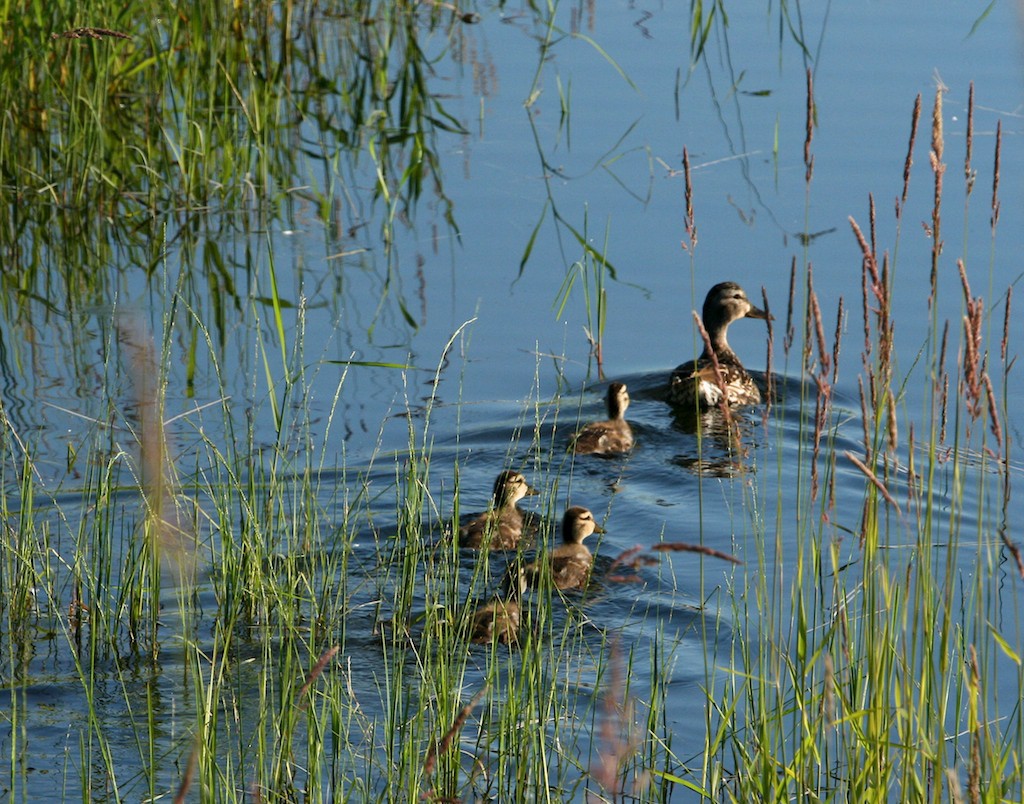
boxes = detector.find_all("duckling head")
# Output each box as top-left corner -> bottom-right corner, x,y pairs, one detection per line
606,382 -> 630,419
492,470 -> 538,507
561,506 -> 604,545
502,564 -> 529,599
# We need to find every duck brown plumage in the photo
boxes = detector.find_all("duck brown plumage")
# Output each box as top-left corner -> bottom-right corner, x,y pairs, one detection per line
469,567 -> 528,645
458,470 -> 539,549
525,506 -> 604,591
668,282 -> 771,410
573,382 -> 634,456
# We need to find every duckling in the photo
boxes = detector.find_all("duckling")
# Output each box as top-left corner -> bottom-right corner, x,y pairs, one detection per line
669,282 -> 771,409
469,567 -> 528,645
525,506 -> 605,591
572,382 -> 634,456
458,470 -> 539,549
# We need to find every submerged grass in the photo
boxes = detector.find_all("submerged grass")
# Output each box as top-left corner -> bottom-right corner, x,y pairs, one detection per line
0,251 -> 685,800
1,0 -> 469,342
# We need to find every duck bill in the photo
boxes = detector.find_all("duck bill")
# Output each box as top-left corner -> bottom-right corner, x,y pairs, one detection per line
593,523 -> 606,534
746,305 -> 773,321
525,486 -> 540,497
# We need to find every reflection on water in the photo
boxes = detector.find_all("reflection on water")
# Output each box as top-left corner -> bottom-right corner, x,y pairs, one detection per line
2,0 -> 1024,799
668,406 -> 761,477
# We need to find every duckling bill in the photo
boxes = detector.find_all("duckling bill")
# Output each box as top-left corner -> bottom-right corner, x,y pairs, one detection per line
572,382 -> 634,456
458,470 -> 539,550
669,281 -> 771,410
525,506 -> 604,591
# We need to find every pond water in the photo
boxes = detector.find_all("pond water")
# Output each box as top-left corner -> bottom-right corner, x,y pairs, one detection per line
3,1 -> 1024,800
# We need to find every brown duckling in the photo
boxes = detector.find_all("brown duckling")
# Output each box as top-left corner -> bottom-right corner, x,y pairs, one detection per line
469,567 -> 528,645
525,506 -> 604,591
572,382 -> 634,456
458,470 -> 539,550
668,282 -> 771,410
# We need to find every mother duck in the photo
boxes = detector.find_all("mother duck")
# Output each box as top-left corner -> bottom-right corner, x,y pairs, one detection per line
669,282 -> 771,409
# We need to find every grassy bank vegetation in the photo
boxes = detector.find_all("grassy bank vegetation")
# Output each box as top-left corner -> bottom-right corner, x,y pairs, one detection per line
1,1 -> 1022,802
702,84 -> 1023,801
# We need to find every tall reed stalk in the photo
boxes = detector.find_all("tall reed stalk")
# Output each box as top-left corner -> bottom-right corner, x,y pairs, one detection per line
703,81 -> 1023,801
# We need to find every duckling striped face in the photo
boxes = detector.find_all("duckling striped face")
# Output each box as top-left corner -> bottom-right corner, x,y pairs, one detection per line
493,471 -> 537,506
561,506 -> 604,544
703,282 -> 770,329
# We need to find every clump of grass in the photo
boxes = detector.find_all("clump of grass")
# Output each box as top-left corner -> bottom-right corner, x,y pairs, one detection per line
0,0 -> 470,347
553,211 -> 614,379
0,3 -> 692,801
703,84 -> 1024,800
